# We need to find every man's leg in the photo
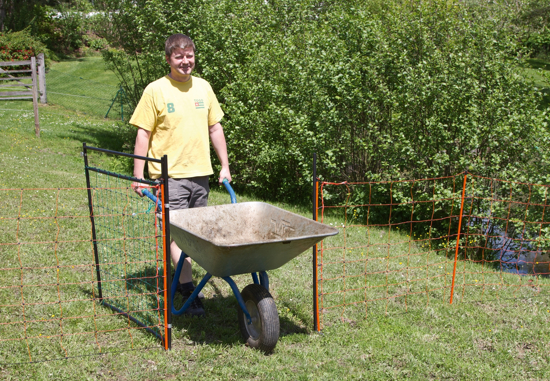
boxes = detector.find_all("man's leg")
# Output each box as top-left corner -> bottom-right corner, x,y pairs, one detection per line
168,177 -> 210,316
171,240 -> 192,284
168,176 -> 209,285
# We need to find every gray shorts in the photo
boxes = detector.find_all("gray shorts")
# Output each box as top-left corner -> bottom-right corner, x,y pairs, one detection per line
168,176 -> 209,210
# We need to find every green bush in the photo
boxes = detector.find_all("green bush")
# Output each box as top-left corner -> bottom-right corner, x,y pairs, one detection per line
507,0 -> 550,57
525,29 -> 550,56
99,0 -> 550,206
0,28 -> 49,65
37,0 -> 92,53
86,35 -> 108,51
1,1 -> 92,55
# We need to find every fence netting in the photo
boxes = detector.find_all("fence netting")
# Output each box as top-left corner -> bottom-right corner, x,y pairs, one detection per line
46,68 -> 132,120
87,170 -> 165,338
4,170 -> 550,361
318,173 -> 550,327
0,181 -> 164,364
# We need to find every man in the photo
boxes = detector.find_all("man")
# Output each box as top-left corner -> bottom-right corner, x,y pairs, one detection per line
130,34 -> 231,317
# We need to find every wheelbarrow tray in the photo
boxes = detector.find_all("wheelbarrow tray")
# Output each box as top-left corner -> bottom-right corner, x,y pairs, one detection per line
170,202 -> 338,277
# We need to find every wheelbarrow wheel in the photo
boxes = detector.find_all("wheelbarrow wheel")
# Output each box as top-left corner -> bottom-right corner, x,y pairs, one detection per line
238,284 -> 279,353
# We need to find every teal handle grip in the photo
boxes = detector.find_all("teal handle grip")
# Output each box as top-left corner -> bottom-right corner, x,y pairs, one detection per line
222,179 -> 237,204
142,189 -> 161,212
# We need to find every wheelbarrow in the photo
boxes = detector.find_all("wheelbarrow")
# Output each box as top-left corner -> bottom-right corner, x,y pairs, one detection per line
143,180 -> 338,352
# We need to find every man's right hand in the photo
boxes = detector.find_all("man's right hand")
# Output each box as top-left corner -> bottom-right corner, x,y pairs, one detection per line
132,181 -> 144,196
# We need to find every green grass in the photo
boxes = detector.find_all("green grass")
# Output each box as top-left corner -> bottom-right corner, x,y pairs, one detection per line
0,56 -> 128,121
47,56 -> 119,87
45,56 -> 130,120
1,61 -> 550,380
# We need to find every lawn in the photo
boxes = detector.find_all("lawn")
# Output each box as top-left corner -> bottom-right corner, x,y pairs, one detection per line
45,56 -> 131,120
0,61 -> 550,380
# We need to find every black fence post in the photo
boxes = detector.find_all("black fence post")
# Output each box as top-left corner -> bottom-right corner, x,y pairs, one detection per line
83,142 -> 103,301
161,155 -> 172,350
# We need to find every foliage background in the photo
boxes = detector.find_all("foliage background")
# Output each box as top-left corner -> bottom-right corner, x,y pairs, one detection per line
2,0 -> 550,209
0,28 -> 47,63
96,0 -> 550,203
0,0 -> 106,58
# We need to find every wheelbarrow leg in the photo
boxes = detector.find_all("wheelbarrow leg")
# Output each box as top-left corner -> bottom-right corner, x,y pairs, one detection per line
250,271 -> 269,292
171,251 -> 211,316
172,273 -> 211,315
170,251 -> 188,302
222,276 -> 253,325
259,271 -> 269,291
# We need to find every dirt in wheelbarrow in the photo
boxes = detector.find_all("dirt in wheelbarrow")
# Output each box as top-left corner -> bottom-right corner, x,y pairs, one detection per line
197,224 -> 265,246
174,202 -> 321,247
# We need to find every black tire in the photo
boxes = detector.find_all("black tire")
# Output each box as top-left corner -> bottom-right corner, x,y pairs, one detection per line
238,284 -> 280,353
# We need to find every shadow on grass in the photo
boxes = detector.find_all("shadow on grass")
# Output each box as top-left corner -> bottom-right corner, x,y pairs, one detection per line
171,274 -> 308,348
173,293 -> 307,348
81,265 -> 308,350
66,121 -> 135,154
58,120 -> 136,175
525,58 -> 550,71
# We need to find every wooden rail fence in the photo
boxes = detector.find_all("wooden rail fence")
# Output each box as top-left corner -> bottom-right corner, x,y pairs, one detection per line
0,53 -> 46,137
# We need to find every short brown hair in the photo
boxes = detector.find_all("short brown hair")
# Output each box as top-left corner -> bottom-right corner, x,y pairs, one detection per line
165,34 -> 195,56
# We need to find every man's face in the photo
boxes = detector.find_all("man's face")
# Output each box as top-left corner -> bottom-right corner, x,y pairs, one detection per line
166,47 -> 195,82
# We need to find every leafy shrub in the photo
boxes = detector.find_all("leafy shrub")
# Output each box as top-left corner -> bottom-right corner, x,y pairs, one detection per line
37,0 -> 92,53
0,28 -> 49,65
0,0 -> 53,34
86,35 -> 108,51
524,28 -> 550,57
507,0 -> 550,58
99,0 -> 550,208
1,1 -> 93,55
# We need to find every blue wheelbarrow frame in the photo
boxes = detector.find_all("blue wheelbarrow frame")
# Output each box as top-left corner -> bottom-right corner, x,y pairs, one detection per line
142,181 -> 260,324
143,180 -> 338,352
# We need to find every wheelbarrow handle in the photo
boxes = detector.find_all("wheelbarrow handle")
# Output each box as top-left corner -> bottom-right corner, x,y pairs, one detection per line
141,181 -> 236,208
222,179 -> 237,204
141,189 -> 161,211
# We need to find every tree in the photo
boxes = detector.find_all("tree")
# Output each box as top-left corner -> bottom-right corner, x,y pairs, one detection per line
100,0 -> 550,204
0,1 -> 58,32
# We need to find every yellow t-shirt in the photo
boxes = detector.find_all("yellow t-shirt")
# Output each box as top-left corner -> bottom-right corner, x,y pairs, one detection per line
129,75 -> 224,179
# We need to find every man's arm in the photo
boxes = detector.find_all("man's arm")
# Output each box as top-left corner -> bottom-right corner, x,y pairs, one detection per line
132,127 -> 151,195
209,122 -> 231,184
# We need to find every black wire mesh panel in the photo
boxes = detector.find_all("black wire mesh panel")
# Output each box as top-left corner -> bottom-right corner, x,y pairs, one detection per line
87,170 -> 166,341
0,184 -> 165,365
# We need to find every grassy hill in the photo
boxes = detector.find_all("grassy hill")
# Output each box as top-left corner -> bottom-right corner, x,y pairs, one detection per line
0,60 -> 549,380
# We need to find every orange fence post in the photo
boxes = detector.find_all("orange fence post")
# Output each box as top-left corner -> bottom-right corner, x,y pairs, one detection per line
312,153 -> 321,331
160,182 -> 169,350
450,173 -> 468,304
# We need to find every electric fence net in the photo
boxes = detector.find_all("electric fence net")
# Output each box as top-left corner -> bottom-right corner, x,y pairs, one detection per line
46,68 -> 132,120
317,173 -> 550,328
0,174 -> 166,364
87,170 -> 166,342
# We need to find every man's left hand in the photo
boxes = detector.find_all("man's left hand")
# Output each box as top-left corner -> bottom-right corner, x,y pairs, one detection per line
132,181 -> 145,196
219,167 -> 231,184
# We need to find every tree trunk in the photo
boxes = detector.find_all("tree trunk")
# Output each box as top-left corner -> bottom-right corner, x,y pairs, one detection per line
0,0 -> 5,32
